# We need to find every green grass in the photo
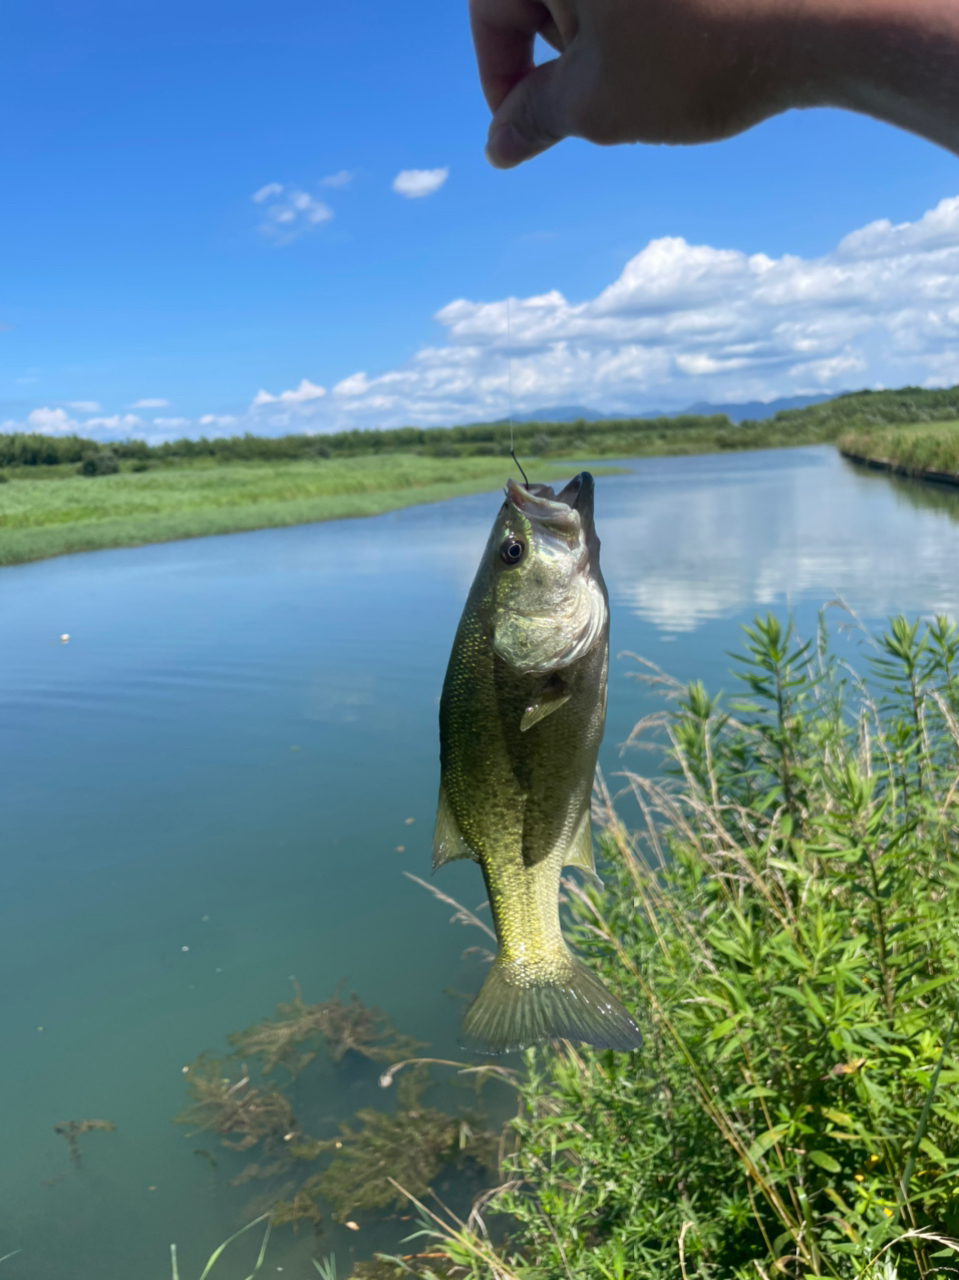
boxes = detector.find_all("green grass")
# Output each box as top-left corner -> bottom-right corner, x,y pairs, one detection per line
839,420 -> 959,481
0,454 -> 596,567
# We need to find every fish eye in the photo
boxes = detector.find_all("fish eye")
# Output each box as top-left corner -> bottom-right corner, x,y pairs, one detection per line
500,537 -> 526,566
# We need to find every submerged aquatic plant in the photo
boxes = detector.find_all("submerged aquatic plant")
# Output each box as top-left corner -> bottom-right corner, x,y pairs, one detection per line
178,985 -> 501,1263
317,1068 -> 499,1222
53,1118 -> 116,1165
226,983 -> 425,1078
177,1056 -> 294,1154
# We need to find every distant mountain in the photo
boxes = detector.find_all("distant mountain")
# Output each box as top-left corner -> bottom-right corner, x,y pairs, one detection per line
512,405 -> 625,423
514,393 -> 835,426
679,394 -> 835,423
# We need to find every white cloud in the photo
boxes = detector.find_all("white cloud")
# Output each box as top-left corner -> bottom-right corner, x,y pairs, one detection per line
66,400 -> 101,412
198,414 -> 238,428
22,408 -> 153,436
152,416 -> 191,429
253,185 -> 333,244
243,194 -> 959,433
252,378 -> 326,408
320,169 -> 355,189
26,407 -> 79,434
129,397 -> 170,409
392,168 -> 448,199
83,414 -> 146,433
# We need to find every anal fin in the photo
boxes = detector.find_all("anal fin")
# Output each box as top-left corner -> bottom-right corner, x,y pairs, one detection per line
432,784 -> 479,871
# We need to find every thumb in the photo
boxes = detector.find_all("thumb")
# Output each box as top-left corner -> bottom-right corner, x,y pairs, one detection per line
485,57 -> 574,169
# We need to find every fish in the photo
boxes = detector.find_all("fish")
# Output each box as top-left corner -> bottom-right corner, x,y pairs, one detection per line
433,471 -> 643,1055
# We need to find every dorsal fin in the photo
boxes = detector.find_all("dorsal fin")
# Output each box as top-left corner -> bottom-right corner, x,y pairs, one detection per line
432,784 -> 479,870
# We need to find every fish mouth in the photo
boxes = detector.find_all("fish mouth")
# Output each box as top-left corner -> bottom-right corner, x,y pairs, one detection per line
506,471 -> 594,530
557,471 -> 594,520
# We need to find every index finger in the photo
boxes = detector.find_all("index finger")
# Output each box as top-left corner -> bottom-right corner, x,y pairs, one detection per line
469,0 -> 556,113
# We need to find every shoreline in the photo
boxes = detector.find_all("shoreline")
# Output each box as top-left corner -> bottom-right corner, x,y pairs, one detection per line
839,447 -> 959,490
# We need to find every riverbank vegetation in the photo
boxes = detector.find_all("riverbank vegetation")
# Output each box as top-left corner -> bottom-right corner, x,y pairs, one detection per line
5,384 -> 959,474
4,384 -> 959,565
0,454 -> 584,567
839,421 -> 959,486
172,612 -> 959,1279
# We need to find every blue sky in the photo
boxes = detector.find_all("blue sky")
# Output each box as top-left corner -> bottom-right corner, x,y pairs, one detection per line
3,0 -> 959,440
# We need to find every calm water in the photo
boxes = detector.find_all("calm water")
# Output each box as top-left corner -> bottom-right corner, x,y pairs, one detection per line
3,446 -> 959,1278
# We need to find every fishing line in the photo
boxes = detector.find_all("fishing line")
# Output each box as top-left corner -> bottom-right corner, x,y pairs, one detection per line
505,296 -> 530,487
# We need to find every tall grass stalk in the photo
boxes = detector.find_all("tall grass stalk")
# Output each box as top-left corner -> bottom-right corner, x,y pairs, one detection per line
170,1213 -> 272,1280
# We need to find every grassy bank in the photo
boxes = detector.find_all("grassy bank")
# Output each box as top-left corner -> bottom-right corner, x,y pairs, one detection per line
839,420 -> 959,486
0,454 -> 588,567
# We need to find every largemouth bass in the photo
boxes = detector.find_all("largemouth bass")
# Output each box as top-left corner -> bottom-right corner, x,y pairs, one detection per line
434,471 -> 642,1055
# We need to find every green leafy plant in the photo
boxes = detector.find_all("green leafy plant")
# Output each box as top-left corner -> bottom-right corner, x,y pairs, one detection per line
425,613 -> 959,1280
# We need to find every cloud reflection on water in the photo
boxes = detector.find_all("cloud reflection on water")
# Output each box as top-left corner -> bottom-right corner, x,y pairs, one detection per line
599,448 -> 959,633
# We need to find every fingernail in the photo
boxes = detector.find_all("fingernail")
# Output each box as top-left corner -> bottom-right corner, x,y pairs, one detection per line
486,124 -> 526,169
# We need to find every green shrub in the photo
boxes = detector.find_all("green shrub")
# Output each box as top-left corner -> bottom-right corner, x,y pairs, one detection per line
431,614 -> 959,1280
78,449 -> 119,476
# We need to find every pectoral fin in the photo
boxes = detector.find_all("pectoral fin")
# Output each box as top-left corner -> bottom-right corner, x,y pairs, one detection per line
520,689 -> 571,732
563,810 -> 603,891
432,785 -> 479,871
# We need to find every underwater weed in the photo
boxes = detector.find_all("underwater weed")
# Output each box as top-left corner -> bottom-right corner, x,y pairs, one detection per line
178,985 -> 503,1262
53,1118 -> 115,1165
316,1067 -> 499,1223
177,1056 -> 294,1154
226,983 -> 425,1078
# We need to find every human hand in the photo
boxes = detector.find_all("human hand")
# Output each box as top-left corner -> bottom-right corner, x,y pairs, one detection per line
470,0 -> 959,168
471,0 -> 799,169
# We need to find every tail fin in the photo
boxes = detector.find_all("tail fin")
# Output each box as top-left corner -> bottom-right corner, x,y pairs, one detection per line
461,955 -> 643,1056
